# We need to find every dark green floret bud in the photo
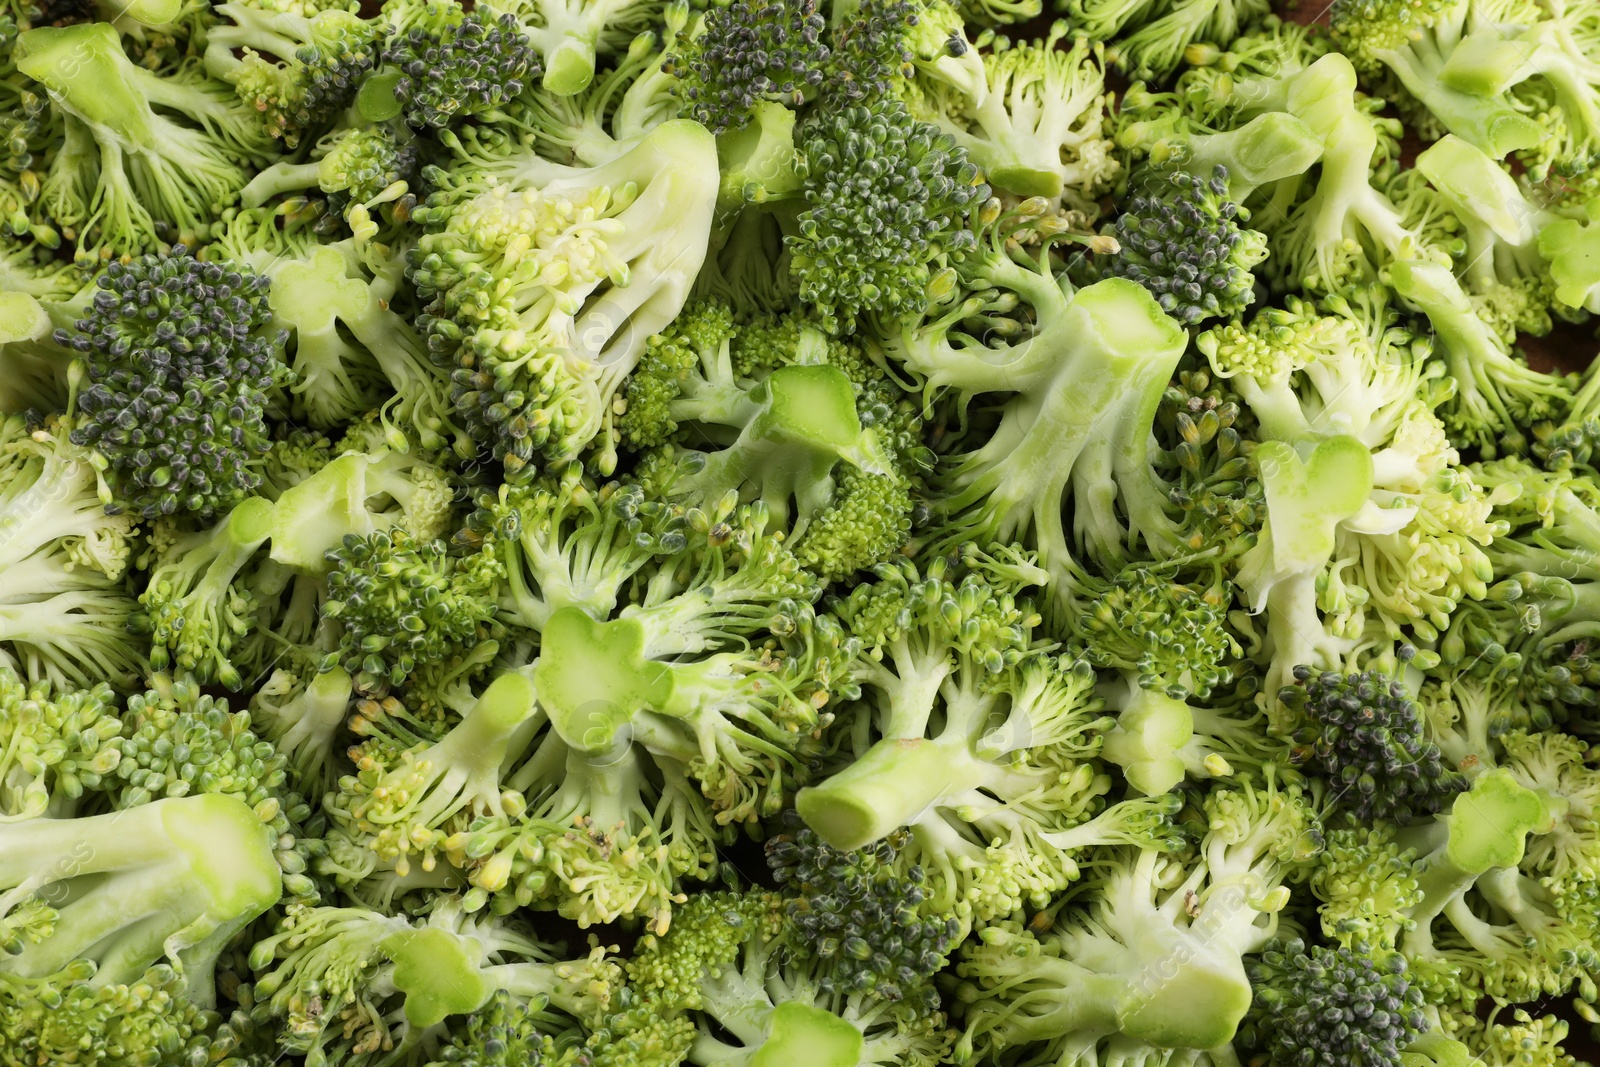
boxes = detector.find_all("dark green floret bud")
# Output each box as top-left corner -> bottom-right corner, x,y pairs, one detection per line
1242,938 -> 1426,1067
668,0 -> 828,133
385,6 -> 541,130
766,810 -> 959,1014
323,527 -> 501,693
1100,164 -> 1266,326
58,245 -> 291,521
791,98 -> 988,332
1281,665 -> 1467,825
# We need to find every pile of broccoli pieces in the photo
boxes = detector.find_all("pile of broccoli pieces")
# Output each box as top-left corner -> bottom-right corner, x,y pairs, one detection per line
5,0 -> 1600,1063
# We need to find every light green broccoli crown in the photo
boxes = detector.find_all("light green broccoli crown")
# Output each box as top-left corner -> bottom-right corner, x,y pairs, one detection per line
0,667 -> 122,821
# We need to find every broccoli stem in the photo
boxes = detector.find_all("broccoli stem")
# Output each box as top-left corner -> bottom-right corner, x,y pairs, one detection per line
741,1002 -> 866,1067
1183,114 -> 1324,194
1377,44 -> 1542,158
0,794 -> 281,1004
797,731 -> 992,851
241,160 -> 324,207
1397,769 -> 1550,953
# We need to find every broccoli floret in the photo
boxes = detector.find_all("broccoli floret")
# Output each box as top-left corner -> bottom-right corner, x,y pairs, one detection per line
621,302 -> 923,579
241,122 -> 423,238
470,509 -> 829,923
627,889 -> 958,1067
323,527 -> 502,694
493,9 -> 685,168
1075,561 -> 1286,794
248,898 -> 615,1065
249,665 -> 355,805
1234,436 -> 1377,712
56,245 -> 293,522
411,119 -> 719,478
331,504 -> 831,929
765,810 -> 960,1014
888,216 -> 1190,588
1139,40 -> 1449,301
667,0 -> 827,134
380,1 -> 542,130
798,553 -> 1184,922
1117,100 -> 1325,198
1065,0 -> 1269,78
0,414 -> 145,691
426,988 -> 579,1067
0,664 -> 121,819
1097,163 -> 1268,326
1414,134 -> 1569,339
954,773 -> 1321,1058
212,214 -> 473,457
1329,0 -> 1543,159
1199,289 -> 1506,646
0,794 -> 282,1006
1309,769 -> 1594,1006
14,22 -> 276,260
788,97 -> 988,333
204,1 -> 380,146
1496,728 -> 1600,887
137,444 -> 455,689
0,962 -> 262,1067
1239,938 -> 1427,1067
1153,369 -> 1264,549
481,0 -> 666,96
1435,0 -> 1600,182
909,22 -> 1120,207
628,335 -> 903,573
1387,259 -> 1573,454
473,464 -> 686,632
1280,666 -> 1467,825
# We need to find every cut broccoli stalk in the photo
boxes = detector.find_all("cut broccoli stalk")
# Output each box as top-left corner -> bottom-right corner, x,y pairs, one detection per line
384,926 -> 496,1029
673,364 -> 891,543
796,731 -> 996,851
1538,202 -> 1600,314
742,1002 -> 866,1067
0,794 -> 281,1005
1100,688 -> 1196,796
714,99 -> 803,216
392,919 -> 614,1030
1443,25 -> 1600,152
1396,769 -> 1552,957
1181,113 -> 1325,194
1236,436 -> 1373,711
1240,436 -> 1373,601
0,292 -> 50,345
15,25 -> 154,144
536,608 -> 672,754
1377,50 -> 1541,159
